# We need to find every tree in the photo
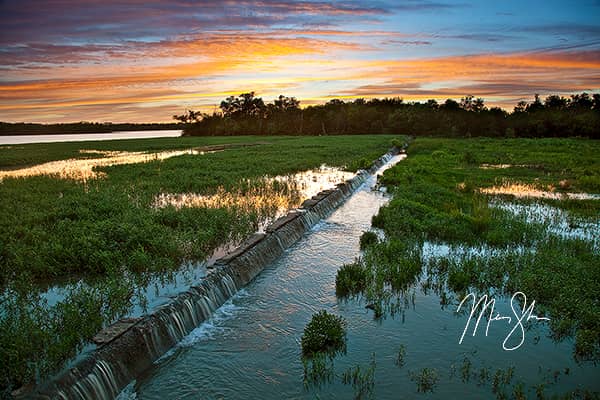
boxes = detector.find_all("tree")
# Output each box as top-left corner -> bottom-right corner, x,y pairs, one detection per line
239,92 -> 266,117
173,109 -> 202,124
569,93 -> 593,110
514,100 -> 528,113
593,94 -> 600,110
426,99 -> 439,109
472,97 -> 486,112
220,92 -> 266,118
526,94 -> 544,112
180,91 -> 599,139
272,95 -> 300,112
460,95 -> 486,112
544,95 -> 568,109
327,99 -> 345,107
219,95 -> 239,117
441,99 -> 460,111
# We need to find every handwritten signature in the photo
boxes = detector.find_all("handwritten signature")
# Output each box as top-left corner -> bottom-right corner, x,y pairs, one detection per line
456,291 -> 550,351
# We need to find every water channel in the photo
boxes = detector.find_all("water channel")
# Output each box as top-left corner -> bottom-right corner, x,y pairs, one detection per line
117,156 -> 599,399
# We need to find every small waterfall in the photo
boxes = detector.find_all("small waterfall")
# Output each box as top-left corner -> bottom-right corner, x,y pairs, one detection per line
56,360 -> 121,400
29,148 -> 402,400
147,271 -> 241,348
141,327 -> 162,360
222,274 -> 237,297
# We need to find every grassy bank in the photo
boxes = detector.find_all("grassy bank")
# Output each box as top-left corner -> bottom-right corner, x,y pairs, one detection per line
336,137 -> 599,397
0,134 -> 401,392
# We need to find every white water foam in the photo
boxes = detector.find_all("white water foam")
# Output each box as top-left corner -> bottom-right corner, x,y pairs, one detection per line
154,289 -> 250,363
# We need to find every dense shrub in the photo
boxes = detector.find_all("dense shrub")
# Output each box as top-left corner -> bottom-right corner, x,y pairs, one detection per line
301,310 -> 347,357
359,231 -> 379,250
335,262 -> 367,297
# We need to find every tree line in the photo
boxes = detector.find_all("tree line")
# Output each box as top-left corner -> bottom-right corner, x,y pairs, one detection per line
177,92 -> 600,138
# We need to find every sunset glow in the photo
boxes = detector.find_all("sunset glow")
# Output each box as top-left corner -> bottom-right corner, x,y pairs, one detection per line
1,1 -> 598,123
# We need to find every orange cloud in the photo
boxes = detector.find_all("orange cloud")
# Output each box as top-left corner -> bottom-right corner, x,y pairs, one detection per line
1,35 -> 598,123
0,33 -> 363,121
332,50 -> 600,107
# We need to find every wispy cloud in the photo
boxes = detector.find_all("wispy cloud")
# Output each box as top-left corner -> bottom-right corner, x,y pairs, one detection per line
0,1 -> 393,45
381,40 -> 433,46
334,49 -> 600,106
519,23 -> 600,37
0,1 -> 598,122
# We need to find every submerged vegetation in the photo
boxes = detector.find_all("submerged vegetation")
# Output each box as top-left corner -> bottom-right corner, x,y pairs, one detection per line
409,367 -> 439,393
341,355 -> 377,400
335,262 -> 367,298
0,134 -> 399,393
334,137 -> 599,397
301,312 -> 376,400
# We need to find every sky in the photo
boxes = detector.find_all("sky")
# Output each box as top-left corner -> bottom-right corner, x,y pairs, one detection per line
0,0 -> 599,123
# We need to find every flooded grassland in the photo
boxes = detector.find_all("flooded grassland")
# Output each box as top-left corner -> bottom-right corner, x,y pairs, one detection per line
0,134 -> 400,394
335,137 -> 599,398
125,138 -> 599,400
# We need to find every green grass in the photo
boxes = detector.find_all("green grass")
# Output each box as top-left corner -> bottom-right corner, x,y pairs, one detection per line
336,137 -> 599,362
335,262 -> 367,298
0,134 -> 401,392
1,135 -> 398,283
0,136 -> 261,168
341,355 -> 376,400
375,138 -> 599,244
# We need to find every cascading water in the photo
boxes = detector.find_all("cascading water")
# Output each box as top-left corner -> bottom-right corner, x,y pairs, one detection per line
56,361 -> 121,400
28,148 -> 404,400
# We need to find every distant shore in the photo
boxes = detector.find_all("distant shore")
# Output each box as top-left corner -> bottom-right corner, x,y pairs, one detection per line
0,122 -> 181,136
0,129 -> 183,145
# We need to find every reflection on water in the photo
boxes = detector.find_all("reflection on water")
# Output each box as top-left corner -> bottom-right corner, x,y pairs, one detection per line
493,200 -> 600,246
481,182 -> 600,200
153,186 -> 301,225
39,165 -> 356,314
154,165 -> 355,211
0,155 -> 373,394
0,148 -> 215,182
271,165 -> 356,200
479,163 -> 539,169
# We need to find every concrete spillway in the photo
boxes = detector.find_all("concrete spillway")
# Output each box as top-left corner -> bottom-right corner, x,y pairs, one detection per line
28,148 -> 402,400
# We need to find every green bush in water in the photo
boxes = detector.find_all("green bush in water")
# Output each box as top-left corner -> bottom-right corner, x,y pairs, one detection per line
335,262 -> 367,298
301,310 -> 347,358
359,231 -> 379,250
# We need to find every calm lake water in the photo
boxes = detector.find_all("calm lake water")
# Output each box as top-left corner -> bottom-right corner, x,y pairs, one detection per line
0,130 -> 182,145
118,158 -> 598,399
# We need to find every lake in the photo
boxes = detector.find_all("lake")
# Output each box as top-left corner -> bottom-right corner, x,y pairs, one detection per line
0,130 -> 182,145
